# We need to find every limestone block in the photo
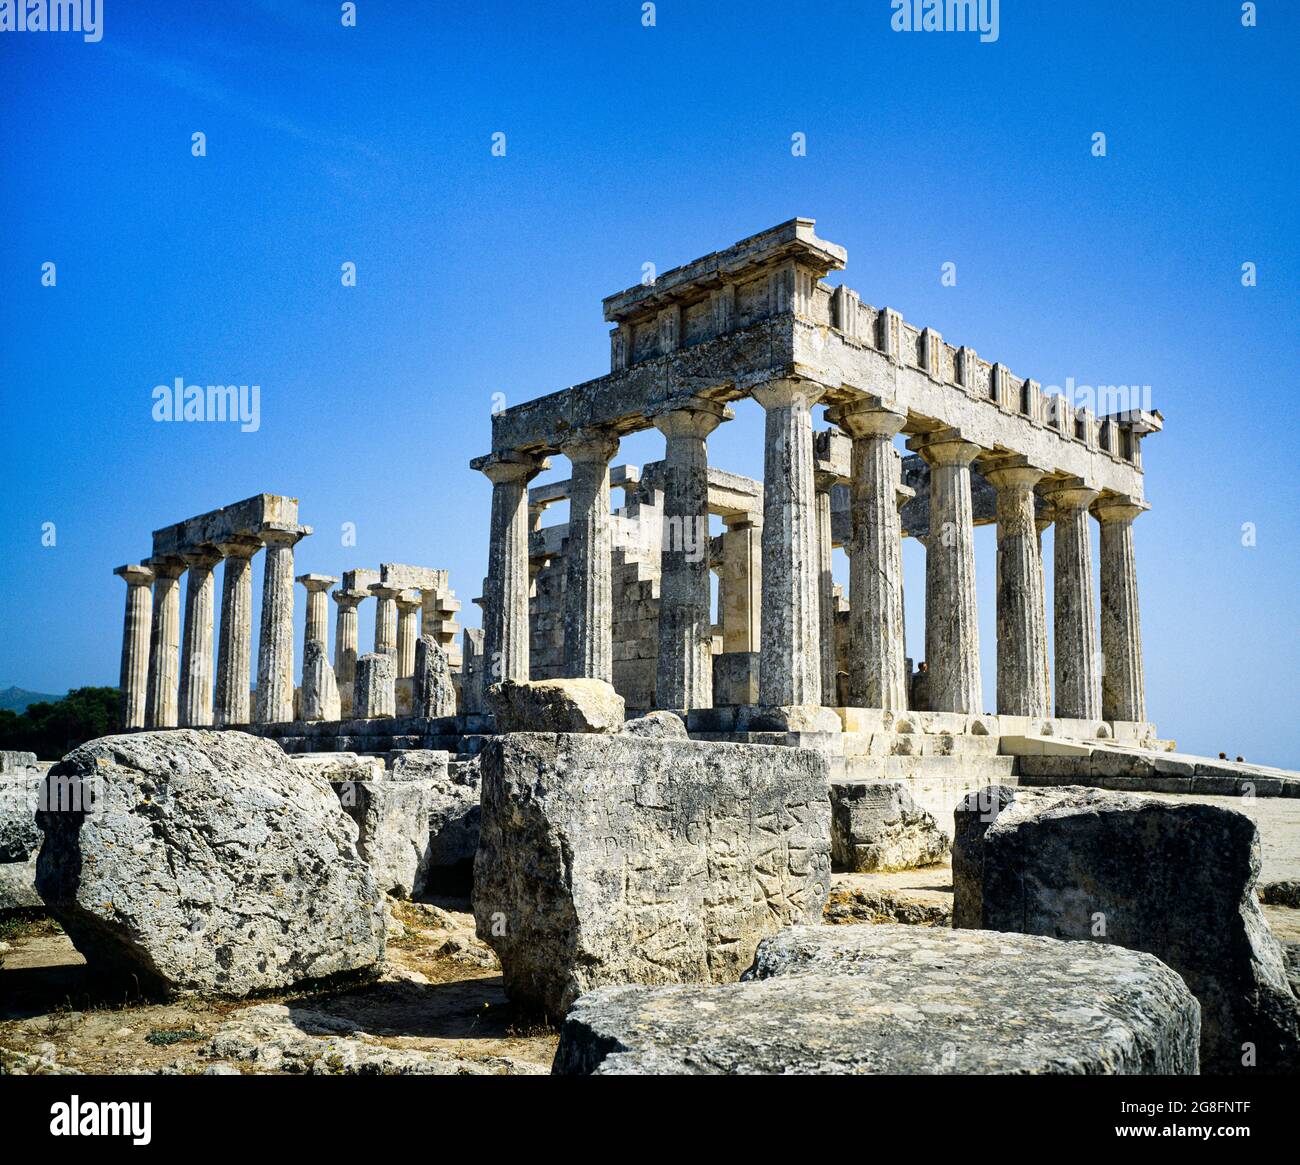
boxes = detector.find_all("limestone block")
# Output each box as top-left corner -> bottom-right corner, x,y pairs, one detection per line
300,640 -> 341,722
354,653 -> 396,720
0,773 -> 42,862
0,750 -> 38,774
389,749 -> 450,782
487,677 -> 624,735
473,732 -> 831,1016
286,752 -> 386,783
828,780 -> 950,872
0,853 -> 41,912
620,711 -> 688,740
335,779 -> 435,899
426,756 -> 481,891
35,730 -> 385,996
952,784 -> 1300,1074
554,924 -> 1198,1075
414,635 -> 457,718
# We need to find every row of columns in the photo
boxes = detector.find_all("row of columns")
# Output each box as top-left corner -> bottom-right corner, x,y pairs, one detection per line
115,522 -> 310,730
474,381 -> 1146,723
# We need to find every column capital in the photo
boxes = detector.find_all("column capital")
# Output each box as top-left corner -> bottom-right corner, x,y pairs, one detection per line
750,377 -> 827,412
982,455 -> 1048,492
907,427 -> 983,467
331,588 -> 368,609
257,521 -> 311,548
369,584 -> 404,602
296,572 -> 339,594
180,545 -> 223,571
115,563 -> 155,587
1042,477 -> 1100,512
650,397 -> 732,439
827,398 -> 908,440
1092,494 -> 1149,524
213,534 -> 262,560
394,589 -> 423,614
722,510 -> 762,532
144,554 -> 187,580
471,449 -> 551,485
559,427 -> 621,464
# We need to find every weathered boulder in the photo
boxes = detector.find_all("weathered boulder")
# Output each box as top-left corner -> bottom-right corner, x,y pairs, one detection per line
389,749 -> 450,782
474,732 -> 830,1017
0,854 -> 41,912
414,635 -> 457,718
555,923 -> 1199,1075
487,678 -> 624,734
355,652 -> 395,719
953,784 -> 1300,1075
286,752 -> 386,783
1260,880 -> 1300,909
829,780 -> 950,872
620,710 -> 688,740
300,640 -> 341,722
35,730 -> 385,996
335,779 -> 435,898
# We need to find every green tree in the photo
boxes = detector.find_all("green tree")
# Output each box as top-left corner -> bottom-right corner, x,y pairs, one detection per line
0,687 -> 121,761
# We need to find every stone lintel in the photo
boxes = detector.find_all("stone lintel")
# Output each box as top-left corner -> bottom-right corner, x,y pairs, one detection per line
379,563 -> 449,592
151,494 -> 299,559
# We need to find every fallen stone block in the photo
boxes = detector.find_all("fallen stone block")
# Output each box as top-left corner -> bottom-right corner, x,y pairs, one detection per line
0,750 -> 38,775
388,749 -> 450,782
426,758 -> 480,892
36,730 -> 385,997
0,854 -> 41,912
474,732 -> 831,1016
953,784 -> 1300,1074
0,773 -> 42,863
829,780 -> 950,872
487,678 -> 624,734
335,779 -> 436,898
554,923 -> 1199,1075
1260,880 -> 1300,909
286,752 -> 386,783
355,653 -> 396,719
620,710 -> 688,740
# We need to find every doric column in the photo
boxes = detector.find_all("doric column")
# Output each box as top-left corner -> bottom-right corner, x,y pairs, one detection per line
369,585 -> 402,658
331,589 -> 366,686
114,564 -> 154,729
1093,495 -> 1148,723
984,459 -> 1050,717
1035,508 -> 1053,714
394,589 -> 423,678
720,513 -> 762,653
753,379 -> 825,708
813,465 -> 838,706
561,429 -> 620,682
471,450 -> 551,686
652,400 -> 730,711
830,401 -> 909,711
213,536 -> 259,726
297,573 -> 337,658
1043,479 -> 1101,719
910,428 -> 983,714
178,546 -> 222,727
144,556 -> 185,728
255,522 -> 310,724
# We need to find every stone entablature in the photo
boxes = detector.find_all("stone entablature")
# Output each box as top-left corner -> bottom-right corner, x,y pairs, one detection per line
151,494 -> 299,560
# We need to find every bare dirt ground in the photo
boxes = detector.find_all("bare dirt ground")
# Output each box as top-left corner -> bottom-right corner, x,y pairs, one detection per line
0,898 -> 557,1076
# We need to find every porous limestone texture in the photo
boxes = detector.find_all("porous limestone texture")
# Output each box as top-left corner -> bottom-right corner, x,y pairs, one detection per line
354,652 -> 396,720
425,756 -> 482,890
486,677 -> 624,734
952,784 -> 1300,1075
554,924 -> 1199,1075
474,732 -> 831,1016
414,634 -> 457,718
620,710 -> 688,740
34,730 -> 385,996
828,780 -> 950,872
335,779 -> 435,899
0,772 -> 41,862
300,639 -> 341,722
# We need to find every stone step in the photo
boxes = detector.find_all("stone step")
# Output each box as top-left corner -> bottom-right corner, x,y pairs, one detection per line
840,754 -> 1016,782
840,731 -> 1001,759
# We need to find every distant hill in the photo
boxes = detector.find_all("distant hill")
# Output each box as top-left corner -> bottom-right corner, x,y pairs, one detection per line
0,686 -> 65,713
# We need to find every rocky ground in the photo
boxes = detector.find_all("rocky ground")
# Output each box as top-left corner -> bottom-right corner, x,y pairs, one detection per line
0,898 -> 557,1075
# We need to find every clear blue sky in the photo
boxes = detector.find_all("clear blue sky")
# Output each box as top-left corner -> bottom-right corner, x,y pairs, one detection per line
1,1 -> 1296,765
